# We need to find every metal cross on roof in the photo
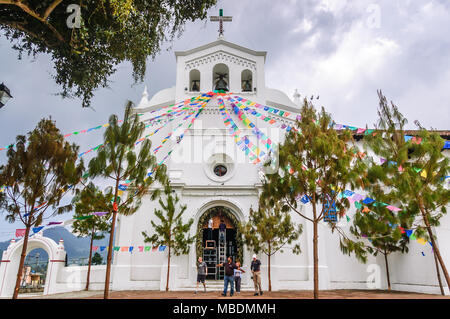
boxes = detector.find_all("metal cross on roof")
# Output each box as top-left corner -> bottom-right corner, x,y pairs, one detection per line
210,9 -> 232,38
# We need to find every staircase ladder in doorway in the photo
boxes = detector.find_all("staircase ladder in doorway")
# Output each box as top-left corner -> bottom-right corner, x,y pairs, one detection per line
218,228 -> 226,280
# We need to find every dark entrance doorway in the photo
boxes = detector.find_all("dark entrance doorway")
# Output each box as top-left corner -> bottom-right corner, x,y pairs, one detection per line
197,206 -> 240,280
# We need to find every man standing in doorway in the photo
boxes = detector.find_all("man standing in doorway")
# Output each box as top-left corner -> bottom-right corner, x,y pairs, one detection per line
251,254 -> 263,296
217,256 -> 237,297
219,219 -> 226,243
196,256 -> 208,294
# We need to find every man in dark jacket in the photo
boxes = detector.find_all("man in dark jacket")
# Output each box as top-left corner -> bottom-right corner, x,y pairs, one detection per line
251,254 -> 263,296
217,256 -> 237,297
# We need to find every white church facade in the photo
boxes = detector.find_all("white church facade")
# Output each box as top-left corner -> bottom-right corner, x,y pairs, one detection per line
1,32 -> 449,298
109,36 -> 450,294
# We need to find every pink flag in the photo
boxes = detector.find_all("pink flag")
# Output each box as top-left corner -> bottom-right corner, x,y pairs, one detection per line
15,229 -> 26,237
357,128 -> 366,134
138,246 -> 144,252
387,205 -> 401,212
351,193 -> 364,202
93,246 -> 99,251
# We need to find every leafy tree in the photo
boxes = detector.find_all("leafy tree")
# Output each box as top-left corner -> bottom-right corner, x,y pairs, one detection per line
91,252 -> 103,265
0,118 -> 83,299
142,183 -> 195,292
0,0 -> 217,107
71,182 -> 112,291
241,203 -> 302,291
339,203 -> 411,290
362,91 -> 450,291
260,99 -> 365,299
88,101 -> 167,298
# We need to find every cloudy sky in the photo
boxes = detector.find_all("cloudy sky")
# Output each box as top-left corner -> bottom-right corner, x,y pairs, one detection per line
0,0 -> 449,240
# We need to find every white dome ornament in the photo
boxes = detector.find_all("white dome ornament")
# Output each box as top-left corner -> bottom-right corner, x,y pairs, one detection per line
138,85 -> 149,108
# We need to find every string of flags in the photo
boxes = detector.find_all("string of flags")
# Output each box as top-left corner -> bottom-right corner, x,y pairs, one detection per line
146,93 -> 214,177
8,95 -> 210,152
227,96 -> 297,133
217,97 -> 263,165
92,245 -> 166,253
297,190 -> 432,249
228,95 -> 450,151
230,95 -> 294,120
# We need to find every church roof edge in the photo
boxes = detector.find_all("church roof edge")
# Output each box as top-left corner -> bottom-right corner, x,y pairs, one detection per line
174,39 -> 267,62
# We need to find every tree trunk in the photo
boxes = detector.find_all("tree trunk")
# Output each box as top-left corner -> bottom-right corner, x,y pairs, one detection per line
419,199 -> 450,291
85,226 -> 95,291
312,199 -> 319,299
268,241 -> 272,292
384,252 -> 391,291
433,248 -> 445,296
313,220 -> 319,299
166,244 -> 171,292
103,210 -> 117,299
12,225 -> 31,299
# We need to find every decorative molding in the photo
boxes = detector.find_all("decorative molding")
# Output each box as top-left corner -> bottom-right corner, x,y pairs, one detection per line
185,51 -> 257,71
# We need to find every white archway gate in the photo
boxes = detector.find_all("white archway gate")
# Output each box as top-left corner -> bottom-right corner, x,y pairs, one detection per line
0,232 -> 66,297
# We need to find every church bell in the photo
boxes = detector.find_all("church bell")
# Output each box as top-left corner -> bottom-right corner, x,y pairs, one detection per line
214,73 -> 229,91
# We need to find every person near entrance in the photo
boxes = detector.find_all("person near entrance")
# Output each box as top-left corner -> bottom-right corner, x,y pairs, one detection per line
234,261 -> 245,294
251,254 -> 263,296
207,218 -> 213,241
217,256 -> 237,297
196,256 -> 208,294
219,219 -> 226,243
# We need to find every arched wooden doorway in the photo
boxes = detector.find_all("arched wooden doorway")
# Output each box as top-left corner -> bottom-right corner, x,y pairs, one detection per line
196,206 -> 243,280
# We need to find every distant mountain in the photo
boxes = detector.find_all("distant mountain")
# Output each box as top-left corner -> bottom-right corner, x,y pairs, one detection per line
0,227 -> 109,260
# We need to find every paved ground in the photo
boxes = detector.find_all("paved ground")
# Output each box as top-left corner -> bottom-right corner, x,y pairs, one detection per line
19,289 -> 450,299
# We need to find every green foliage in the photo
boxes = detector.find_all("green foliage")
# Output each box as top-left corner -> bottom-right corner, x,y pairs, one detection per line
260,99 -> 365,224
362,91 -> 449,243
87,101 -> 167,215
259,99 -> 365,298
0,118 -> 84,227
142,183 -> 195,257
71,182 -> 112,240
340,205 -> 410,263
241,203 -> 302,257
0,0 -> 218,107
91,252 -> 103,265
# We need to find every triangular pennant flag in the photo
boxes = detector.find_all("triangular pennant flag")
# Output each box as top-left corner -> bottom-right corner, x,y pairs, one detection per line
362,197 -> 375,205
417,238 -> 427,245
15,229 -> 26,237
32,226 -> 44,234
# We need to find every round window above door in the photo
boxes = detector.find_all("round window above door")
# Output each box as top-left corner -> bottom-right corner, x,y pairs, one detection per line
213,164 -> 228,177
204,153 -> 235,183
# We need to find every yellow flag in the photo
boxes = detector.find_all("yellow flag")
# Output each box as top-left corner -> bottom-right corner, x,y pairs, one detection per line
417,238 -> 427,245
421,170 -> 427,178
